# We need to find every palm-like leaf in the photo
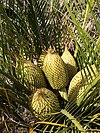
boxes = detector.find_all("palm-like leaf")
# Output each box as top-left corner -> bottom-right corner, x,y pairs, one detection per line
0,0 -> 100,132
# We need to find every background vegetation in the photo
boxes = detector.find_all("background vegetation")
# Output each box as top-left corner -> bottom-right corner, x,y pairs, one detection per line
0,0 -> 100,132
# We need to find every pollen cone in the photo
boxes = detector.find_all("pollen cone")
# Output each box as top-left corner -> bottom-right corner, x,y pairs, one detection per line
43,49 -> 69,90
30,87 -> 61,120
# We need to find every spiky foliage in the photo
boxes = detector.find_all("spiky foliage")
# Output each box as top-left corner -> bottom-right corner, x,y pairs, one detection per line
0,0 -> 100,132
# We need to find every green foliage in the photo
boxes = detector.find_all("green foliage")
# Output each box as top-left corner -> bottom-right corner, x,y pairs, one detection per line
0,0 -> 100,132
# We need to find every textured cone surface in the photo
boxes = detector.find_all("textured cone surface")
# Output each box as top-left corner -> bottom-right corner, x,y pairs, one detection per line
31,87 -> 61,120
61,47 -> 77,82
68,65 -> 99,102
16,60 -> 46,90
43,50 -> 68,90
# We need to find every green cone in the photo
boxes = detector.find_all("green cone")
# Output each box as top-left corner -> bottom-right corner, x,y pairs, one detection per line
43,49 -> 69,90
61,47 -> 77,82
16,60 -> 46,90
68,65 -> 99,105
30,87 -> 61,120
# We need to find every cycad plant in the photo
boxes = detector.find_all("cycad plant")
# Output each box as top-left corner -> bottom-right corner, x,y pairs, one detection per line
0,0 -> 100,132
